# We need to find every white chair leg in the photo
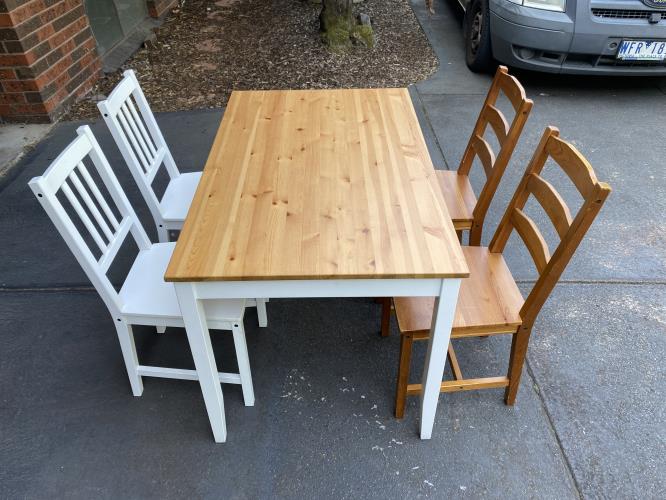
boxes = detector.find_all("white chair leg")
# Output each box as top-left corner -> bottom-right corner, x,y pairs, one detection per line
156,224 -> 169,243
156,325 -> 166,333
256,298 -> 268,327
231,322 -> 254,406
114,320 -> 143,396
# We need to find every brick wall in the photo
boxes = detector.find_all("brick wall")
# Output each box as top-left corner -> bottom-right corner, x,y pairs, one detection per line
146,0 -> 177,19
0,0 -> 101,123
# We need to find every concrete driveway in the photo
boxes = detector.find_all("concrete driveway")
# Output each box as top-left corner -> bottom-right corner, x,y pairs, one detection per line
1,0 -> 664,498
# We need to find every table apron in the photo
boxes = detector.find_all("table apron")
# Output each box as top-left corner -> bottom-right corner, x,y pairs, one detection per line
190,278 -> 445,300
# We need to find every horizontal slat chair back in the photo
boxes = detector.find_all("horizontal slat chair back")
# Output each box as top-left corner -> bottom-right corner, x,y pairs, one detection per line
458,66 -> 533,245
98,70 -> 180,224
489,126 -> 612,327
28,126 -> 152,317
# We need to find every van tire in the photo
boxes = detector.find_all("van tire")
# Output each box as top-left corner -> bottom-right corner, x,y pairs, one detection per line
464,0 -> 494,73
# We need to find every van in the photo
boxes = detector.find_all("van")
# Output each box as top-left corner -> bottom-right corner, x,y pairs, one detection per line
461,0 -> 666,74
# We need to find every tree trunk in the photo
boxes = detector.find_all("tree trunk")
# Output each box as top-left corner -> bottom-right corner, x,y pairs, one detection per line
319,0 -> 373,51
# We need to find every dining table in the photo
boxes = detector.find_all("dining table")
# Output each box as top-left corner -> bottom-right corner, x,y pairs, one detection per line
164,88 -> 469,443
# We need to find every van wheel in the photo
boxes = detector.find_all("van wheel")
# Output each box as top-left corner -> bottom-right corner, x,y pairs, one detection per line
464,0 -> 494,73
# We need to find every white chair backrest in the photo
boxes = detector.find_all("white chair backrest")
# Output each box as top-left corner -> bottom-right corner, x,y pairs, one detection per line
28,126 -> 152,317
97,70 -> 180,224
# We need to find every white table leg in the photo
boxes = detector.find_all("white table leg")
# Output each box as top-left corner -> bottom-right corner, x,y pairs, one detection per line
419,278 -> 461,439
256,298 -> 268,327
174,282 -> 227,443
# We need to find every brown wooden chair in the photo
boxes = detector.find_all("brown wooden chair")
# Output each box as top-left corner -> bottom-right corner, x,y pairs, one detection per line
441,65 -> 533,246
389,126 -> 611,418
378,66 -> 532,337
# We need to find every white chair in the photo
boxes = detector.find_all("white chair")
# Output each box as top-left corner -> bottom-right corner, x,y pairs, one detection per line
97,70 -> 268,327
28,125 -> 254,407
96,69 -> 199,243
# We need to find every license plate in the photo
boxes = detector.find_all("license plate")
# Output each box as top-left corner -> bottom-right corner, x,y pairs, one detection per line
617,40 -> 666,61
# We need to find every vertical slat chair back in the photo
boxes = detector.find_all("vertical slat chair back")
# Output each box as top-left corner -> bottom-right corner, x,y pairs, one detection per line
28,126 -> 152,318
97,70 -> 180,226
458,66 -> 534,245
489,126 -> 612,329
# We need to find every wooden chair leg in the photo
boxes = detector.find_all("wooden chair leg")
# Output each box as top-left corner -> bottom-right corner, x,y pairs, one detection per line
380,297 -> 391,337
447,343 -> 463,381
455,230 -> 463,243
395,333 -> 413,419
468,224 -> 482,247
504,326 -> 531,405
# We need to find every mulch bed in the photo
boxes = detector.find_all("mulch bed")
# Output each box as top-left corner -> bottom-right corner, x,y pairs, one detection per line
66,0 -> 438,120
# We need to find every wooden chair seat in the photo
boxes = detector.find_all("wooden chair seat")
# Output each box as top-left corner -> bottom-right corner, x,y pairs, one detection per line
394,246 -> 523,338
436,170 -> 476,231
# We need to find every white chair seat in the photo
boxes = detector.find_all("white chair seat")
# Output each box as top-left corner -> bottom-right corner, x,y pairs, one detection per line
120,242 -> 244,326
159,172 -> 202,223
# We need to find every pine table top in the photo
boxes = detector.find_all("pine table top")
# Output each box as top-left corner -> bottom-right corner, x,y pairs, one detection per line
165,88 -> 468,282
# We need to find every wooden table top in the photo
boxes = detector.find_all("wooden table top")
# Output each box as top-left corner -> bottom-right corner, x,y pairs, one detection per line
165,88 -> 469,282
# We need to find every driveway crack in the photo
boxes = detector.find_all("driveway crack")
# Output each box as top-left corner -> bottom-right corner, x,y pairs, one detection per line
525,357 -> 584,499
411,86 -> 452,170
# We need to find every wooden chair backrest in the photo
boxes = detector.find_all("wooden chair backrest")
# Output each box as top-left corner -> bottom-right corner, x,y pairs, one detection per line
489,126 -> 612,328
98,69 -> 180,225
459,66 -> 533,245
28,126 -> 152,317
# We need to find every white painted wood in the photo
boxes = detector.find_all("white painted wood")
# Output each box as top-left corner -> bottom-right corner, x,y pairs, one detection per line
175,282 -> 228,443
194,278 -> 444,300
80,126 -> 152,253
68,168 -> 114,241
156,225 -> 169,244
118,242 -> 245,329
176,276 -> 461,442
136,365 -> 242,384
97,70 -> 187,240
145,148 -> 167,184
77,162 -> 120,230
419,278 -> 461,439
39,134 -> 92,192
28,127 -> 255,441
256,299 -> 268,328
231,323 -> 254,406
98,217 -> 132,273
60,180 -> 108,252
126,98 -> 157,157
158,171 -> 200,223
121,102 -> 153,165
114,321 -> 143,396
98,70 -> 269,323
116,105 -> 151,171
